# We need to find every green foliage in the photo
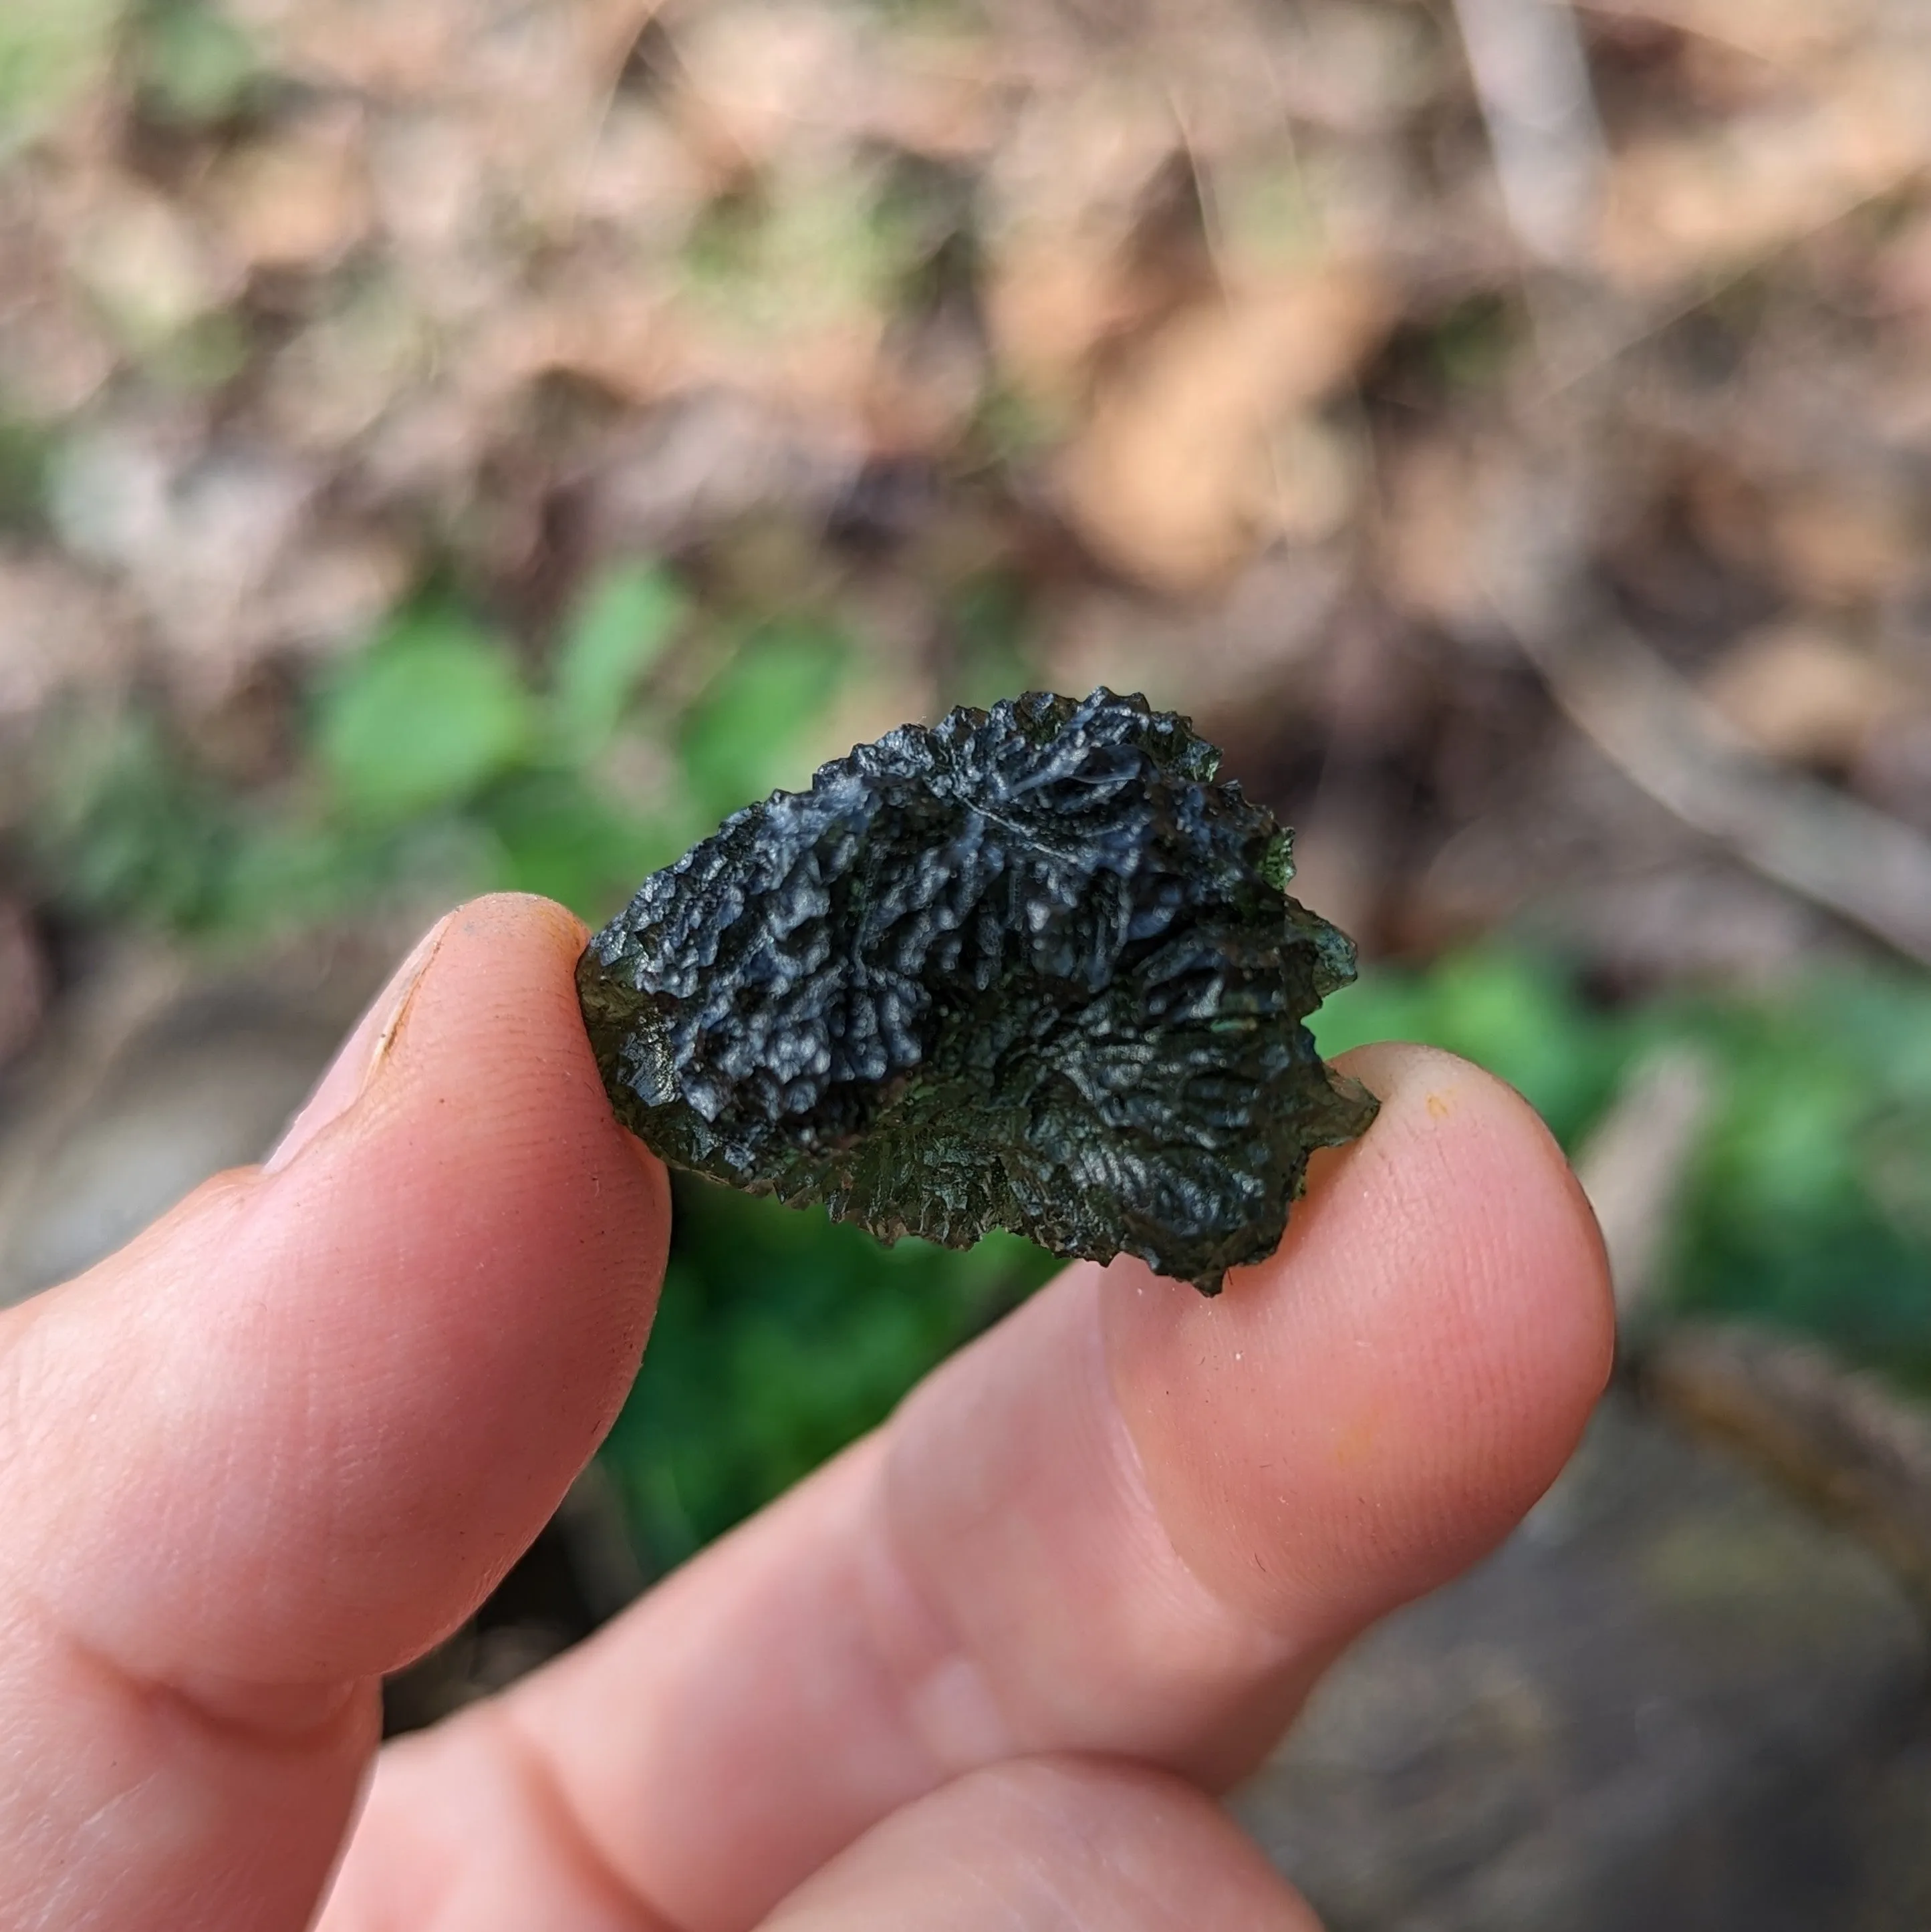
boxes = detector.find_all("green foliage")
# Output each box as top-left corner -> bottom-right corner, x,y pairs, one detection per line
477,771 -> 656,915
1214,164 -> 1323,273
32,708 -> 233,928
1320,950 -> 1931,1392
31,561 -> 856,948
140,310 -> 252,394
550,563 -> 684,763
968,382 -> 1067,464
945,571 -> 1039,710
678,619 -> 847,821
132,0 -> 259,127
680,172 -> 921,338
601,1176 -> 1055,1570
0,416 -> 53,529
317,610 -> 536,825
1655,979 -> 1931,1389
215,815 -> 389,936
1423,293 -> 1521,393
0,0 -> 125,156
1313,946 -> 1623,1146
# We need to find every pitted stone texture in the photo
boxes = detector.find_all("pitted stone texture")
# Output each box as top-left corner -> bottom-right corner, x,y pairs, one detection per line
577,689 -> 1374,1291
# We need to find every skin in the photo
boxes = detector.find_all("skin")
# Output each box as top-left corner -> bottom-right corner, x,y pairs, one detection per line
0,893 -> 1614,1931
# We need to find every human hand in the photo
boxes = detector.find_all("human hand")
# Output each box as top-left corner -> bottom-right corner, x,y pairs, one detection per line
0,894 -> 1612,1930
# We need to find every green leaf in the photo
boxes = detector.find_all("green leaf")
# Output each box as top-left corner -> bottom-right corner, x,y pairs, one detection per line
599,1176 -> 1053,1570
215,817 -> 386,935
0,414 -> 53,530
1313,946 -> 1617,1146
134,0 -> 259,126
317,611 -> 535,825
33,706 -> 228,928
551,563 -> 685,758
0,0 -> 124,156
678,619 -> 847,819
944,571 -> 1037,711
479,771 -> 662,920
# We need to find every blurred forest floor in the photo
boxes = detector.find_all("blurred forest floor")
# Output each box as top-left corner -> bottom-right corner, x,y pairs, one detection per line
4,0 -> 1931,972
7,0 -> 1931,1609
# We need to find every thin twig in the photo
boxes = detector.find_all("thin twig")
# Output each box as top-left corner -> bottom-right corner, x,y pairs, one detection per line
1448,0 -> 1931,969
1573,1041 -> 1715,1325
1641,1321 -> 1931,1619
573,0 -> 673,221
1452,0 -> 1607,269
1506,610 -> 1931,970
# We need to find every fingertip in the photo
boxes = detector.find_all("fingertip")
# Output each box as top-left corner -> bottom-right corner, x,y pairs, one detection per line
1325,1041 -> 1617,1426
446,887 -> 591,958
263,893 -> 592,1178
245,891 -> 671,1651
8,891 -> 672,1687
1106,1041 -> 1614,1636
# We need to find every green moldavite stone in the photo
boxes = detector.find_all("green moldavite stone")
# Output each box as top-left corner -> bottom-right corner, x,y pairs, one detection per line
576,689 -> 1376,1293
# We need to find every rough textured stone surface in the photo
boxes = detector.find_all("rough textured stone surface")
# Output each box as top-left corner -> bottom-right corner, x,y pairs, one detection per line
1235,1394 -> 1931,1932
577,689 -> 1376,1292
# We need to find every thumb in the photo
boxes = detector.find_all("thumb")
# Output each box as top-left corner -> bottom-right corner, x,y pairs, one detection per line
0,893 -> 668,1932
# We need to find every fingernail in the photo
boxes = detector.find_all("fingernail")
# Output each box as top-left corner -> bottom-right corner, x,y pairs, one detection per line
264,914 -> 453,1175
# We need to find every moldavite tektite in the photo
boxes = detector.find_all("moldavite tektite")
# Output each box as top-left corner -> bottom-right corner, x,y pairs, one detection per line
575,689 -> 1376,1293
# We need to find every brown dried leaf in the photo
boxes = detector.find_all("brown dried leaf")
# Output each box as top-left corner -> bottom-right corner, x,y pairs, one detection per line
1597,57 -> 1931,293
261,281 -> 430,450
1584,0 -> 1876,69
983,233 -> 1160,409
208,116 -> 374,273
1702,624 -> 1917,766
1770,482 -> 1923,607
981,88 -> 1196,401
669,1 -> 990,170
1044,549 -> 1349,719
230,0 -> 606,100
46,429 -> 340,700
1055,269 -> 1387,593
486,284 -> 676,408
1381,434 -> 1496,632
1871,208 -> 1931,332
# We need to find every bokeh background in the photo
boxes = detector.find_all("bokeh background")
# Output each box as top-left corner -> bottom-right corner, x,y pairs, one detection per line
5,0 -> 1931,1923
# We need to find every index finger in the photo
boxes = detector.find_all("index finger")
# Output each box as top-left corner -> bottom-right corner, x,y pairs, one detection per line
324,1042 -> 1613,1932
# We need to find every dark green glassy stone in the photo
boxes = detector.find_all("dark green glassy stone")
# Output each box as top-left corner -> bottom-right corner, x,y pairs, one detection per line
576,689 -> 1376,1292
